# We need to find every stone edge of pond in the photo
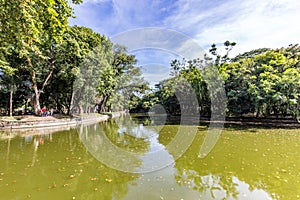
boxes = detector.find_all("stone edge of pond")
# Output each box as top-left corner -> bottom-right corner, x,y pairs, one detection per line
0,114 -> 111,131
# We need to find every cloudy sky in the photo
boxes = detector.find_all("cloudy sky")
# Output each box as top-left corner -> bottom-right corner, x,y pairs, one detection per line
69,0 -> 300,85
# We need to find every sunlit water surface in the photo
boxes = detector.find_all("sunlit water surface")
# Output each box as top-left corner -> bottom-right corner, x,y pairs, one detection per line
1,115 -> 300,200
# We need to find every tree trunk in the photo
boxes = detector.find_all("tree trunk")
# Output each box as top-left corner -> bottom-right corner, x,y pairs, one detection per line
99,95 -> 108,112
33,85 -> 41,115
9,86 -> 13,117
27,46 -> 56,116
67,88 -> 75,115
27,57 -> 41,115
256,106 -> 260,118
78,101 -> 83,115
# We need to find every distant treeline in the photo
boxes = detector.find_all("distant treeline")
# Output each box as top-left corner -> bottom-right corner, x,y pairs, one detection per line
131,43 -> 300,119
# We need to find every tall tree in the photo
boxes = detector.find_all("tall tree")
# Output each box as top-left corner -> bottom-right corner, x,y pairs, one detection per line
0,0 -> 82,115
42,26 -> 104,114
223,46 -> 300,118
73,37 -> 114,114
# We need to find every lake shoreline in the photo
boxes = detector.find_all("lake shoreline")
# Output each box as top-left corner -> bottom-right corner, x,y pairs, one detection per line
1,113 -> 300,131
0,113 -> 110,131
134,114 -> 300,129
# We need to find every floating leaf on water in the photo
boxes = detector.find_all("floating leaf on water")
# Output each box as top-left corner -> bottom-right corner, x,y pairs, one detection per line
105,178 -> 112,183
58,167 -> 66,172
78,161 -> 88,165
281,169 -> 287,173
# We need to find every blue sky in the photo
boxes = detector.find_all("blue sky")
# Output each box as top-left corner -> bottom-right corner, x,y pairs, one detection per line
69,0 -> 300,86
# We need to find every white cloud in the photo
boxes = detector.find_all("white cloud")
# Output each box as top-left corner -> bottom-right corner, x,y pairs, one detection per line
165,0 -> 300,56
71,0 -> 300,58
140,63 -> 171,86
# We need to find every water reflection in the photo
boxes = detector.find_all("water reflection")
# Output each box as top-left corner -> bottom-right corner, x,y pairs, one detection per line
78,115 -> 175,173
174,171 -> 272,199
169,128 -> 300,200
0,130 -> 139,200
1,115 -> 300,199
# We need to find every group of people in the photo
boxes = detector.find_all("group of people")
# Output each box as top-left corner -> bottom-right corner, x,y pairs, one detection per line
41,107 -> 54,117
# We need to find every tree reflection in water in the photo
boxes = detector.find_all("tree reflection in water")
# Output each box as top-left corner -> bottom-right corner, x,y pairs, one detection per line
0,130 -> 140,200
81,114 -> 176,173
103,117 -> 151,153
166,127 -> 299,200
1,116 -> 300,199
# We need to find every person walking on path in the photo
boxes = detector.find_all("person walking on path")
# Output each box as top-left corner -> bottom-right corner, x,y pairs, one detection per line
41,107 -> 46,117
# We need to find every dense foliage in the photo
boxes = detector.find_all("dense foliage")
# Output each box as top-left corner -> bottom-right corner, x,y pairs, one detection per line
223,44 -> 300,118
0,0 -> 83,115
0,1 -> 146,116
0,1 -> 299,119
133,43 -> 300,119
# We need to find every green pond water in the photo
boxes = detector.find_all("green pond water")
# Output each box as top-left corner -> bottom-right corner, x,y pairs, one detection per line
1,115 -> 300,200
